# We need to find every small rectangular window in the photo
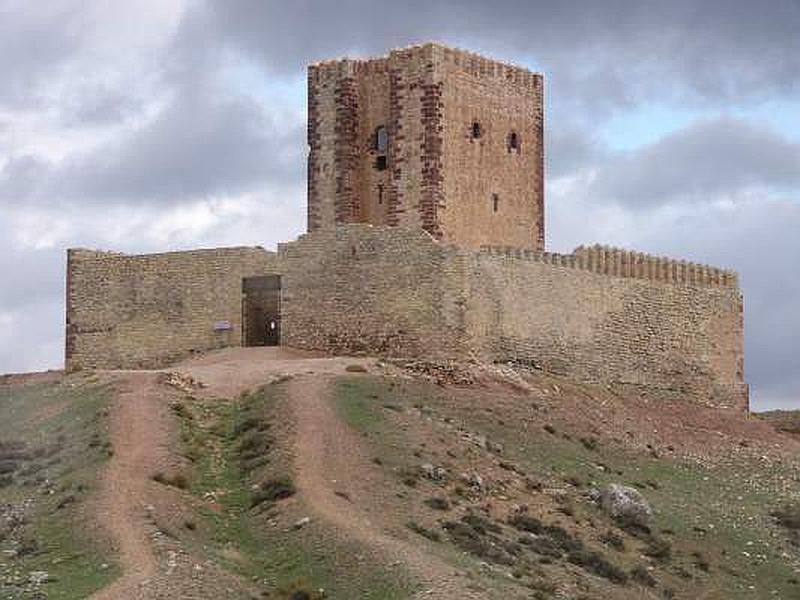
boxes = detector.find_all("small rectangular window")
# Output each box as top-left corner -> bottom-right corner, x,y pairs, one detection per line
375,155 -> 387,171
492,193 -> 499,212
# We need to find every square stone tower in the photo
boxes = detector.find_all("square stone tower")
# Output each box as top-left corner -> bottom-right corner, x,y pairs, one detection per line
307,43 -> 545,250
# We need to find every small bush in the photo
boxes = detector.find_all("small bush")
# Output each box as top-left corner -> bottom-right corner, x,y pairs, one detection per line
518,534 -> 563,558
580,437 -> 599,451
508,514 -> 544,534
151,472 -> 189,490
407,521 -> 441,542
443,520 -> 513,565
251,477 -> 296,507
462,513 -> 502,534
55,494 -> 76,510
279,579 -> 324,600
424,497 -> 450,511
692,551 -> 711,572
567,549 -> 628,584
600,531 -> 626,551
630,564 -> 656,587
543,424 -> 557,435
543,525 -> 584,554
233,416 -> 263,437
345,364 -> 368,373
643,537 -> 672,563
0,460 -> 19,475
773,505 -> 800,530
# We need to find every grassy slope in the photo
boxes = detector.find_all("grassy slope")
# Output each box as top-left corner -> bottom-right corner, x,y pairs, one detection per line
3,370 -> 796,600
334,375 -> 800,600
170,382 -> 414,600
0,375 -> 119,599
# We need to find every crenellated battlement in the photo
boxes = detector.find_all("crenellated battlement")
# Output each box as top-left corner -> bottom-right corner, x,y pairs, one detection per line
309,42 -> 542,90
480,244 -> 739,288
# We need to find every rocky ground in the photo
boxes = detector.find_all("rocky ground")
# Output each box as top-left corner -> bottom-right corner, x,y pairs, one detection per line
0,348 -> 797,599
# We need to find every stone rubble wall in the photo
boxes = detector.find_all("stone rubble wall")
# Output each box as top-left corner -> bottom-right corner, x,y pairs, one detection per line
65,226 -> 747,410
65,246 -> 279,369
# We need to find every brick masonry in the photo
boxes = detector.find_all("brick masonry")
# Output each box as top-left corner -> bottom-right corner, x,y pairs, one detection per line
307,43 -> 544,250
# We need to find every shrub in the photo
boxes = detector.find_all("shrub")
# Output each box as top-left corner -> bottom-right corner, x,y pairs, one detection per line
462,513 -> 502,534
424,497 -> 450,511
508,514 -> 544,534
518,534 -> 563,558
251,477 -> 296,507
567,549 -> 628,584
345,364 -> 368,373
406,521 -> 441,542
151,472 -> 189,490
600,531 -> 625,551
630,564 -> 656,587
233,416 -> 263,437
0,460 -> 19,475
773,505 -> 800,530
643,537 -> 672,563
692,551 -> 711,572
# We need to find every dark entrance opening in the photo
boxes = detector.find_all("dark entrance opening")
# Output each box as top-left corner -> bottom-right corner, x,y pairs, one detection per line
242,275 -> 281,347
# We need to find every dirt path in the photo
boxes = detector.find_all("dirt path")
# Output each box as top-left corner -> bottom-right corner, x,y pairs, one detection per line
90,372 -> 174,600
91,349 -> 483,598
288,375 -> 486,600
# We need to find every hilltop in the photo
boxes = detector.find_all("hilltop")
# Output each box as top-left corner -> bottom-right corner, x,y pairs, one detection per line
0,348 -> 797,599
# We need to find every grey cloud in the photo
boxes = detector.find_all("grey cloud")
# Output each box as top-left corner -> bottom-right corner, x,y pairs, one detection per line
0,90 -> 304,205
590,118 -> 800,207
547,127 -> 603,177
188,0 -> 800,110
0,1 -> 84,106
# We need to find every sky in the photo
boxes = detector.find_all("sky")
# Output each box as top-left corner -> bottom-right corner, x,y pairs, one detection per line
0,0 -> 798,411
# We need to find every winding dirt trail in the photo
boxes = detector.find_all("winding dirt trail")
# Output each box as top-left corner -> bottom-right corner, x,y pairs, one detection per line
289,375 -> 486,600
90,372 -> 173,600
90,348 -> 484,598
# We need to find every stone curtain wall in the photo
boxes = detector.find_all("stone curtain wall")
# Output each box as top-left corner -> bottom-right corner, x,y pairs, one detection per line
65,247 -> 279,369
469,248 -> 747,410
278,225 -> 470,358
64,227 -> 746,410
276,227 -> 745,409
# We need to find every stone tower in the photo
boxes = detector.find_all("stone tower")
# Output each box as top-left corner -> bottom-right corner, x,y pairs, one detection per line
307,43 -> 545,251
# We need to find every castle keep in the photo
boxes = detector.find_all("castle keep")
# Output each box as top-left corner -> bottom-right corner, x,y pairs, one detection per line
308,44 -> 544,250
65,43 -> 748,411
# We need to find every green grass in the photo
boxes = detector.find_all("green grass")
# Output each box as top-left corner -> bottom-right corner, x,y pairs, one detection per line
330,375 -> 800,599
0,376 -> 120,599
176,383 -> 414,599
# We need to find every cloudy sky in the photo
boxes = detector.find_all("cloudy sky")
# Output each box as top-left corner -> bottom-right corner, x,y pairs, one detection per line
1,1 -> 798,410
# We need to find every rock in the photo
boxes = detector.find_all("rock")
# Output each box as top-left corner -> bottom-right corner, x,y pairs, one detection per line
292,517 -> 311,530
460,472 -> 484,490
487,440 -> 504,455
599,484 -> 652,527
421,464 -> 448,481
28,571 -> 49,585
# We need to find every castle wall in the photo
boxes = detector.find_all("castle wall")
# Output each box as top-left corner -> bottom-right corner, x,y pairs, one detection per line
65,227 -> 747,410
469,247 -> 747,410
277,226 -> 469,358
65,247 -> 279,369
